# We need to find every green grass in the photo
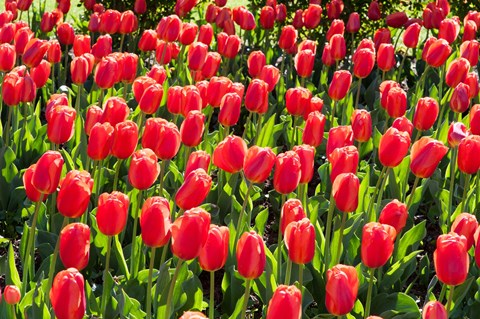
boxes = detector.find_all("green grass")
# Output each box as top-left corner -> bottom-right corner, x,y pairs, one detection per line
0,0 -> 83,24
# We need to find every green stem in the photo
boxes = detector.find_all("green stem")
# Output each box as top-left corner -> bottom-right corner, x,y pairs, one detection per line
158,160 -> 166,196
101,235 -> 113,318
209,271 -> 215,319
355,78 -> 362,110
94,160 -> 103,202
364,268 -> 375,318
298,264 -> 304,294
447,148 -> 457,230
439,283 -> 447,302
277,194 -> 286,281
285,259 -> 292,285
406,176 -> 420,209
276,52 -> 286,104
64,45 -> 69,83
334,212 -> 348,265
366,166 -> 387,222
130,190 -> 143,278
242,112 -> 253,141
434,65 -> 446,140
240,279 -> 252,319
11,304 -> 16,319
253,113 -> 264,145
119,34 -> 125,52
324,192 -> 335,271
330,100 -> 337,130
146,247 -> 156,319
375,167 -> 391,218
460,173 -> 471,213
235,182 -> 254,248
113,159 -> 123,191
446,285 -> 455,316
165,259 -> 184,319
4,106 -> 12,148
51,63 -> 55,92
396,48 -> 408,82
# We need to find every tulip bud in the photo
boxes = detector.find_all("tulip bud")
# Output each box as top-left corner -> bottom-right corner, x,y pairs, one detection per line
57,22 -> 75,45
385,87 -> 407,118
23,165 -> 44,202
448,122 -> 469,147
111,121 -> 138,160
218,92 -> 241,127
171,207 -> 211,260
97,191 -> 129,236
185,150 -> 210,177
180,110 -> 205,147
361,222 -> 396,268
326,0 -> 344,20
57,170 -> 93,218
284,218 -> 315,264
71,54 -> 94,84
332,173 -> 359,212
451,213 -> 478,250
329,34 -> 346,61
213,135 -> 247,174
278,25 -> 297,51
325,264 -> 359,316
199,225 -> 229,271
236,231 -> 266,279
266,285 -> 302,319
32,151 -> 64,195
410,137 -> 449,178
458,135 -> 480,175
445,58 -> 470,89
245,79 -> 269,114
273,151 -> 302,194
138,29 -> 158,52
293,144 -> 315,184
134,0 -> 147,14
243,146 -> 276,184
425,38 -> 452,68
434,232 -> 469,286
247,51 -> 266,78
260,6 -> 275,30
367,0 -> 381,20
138,83 -> 163,115
350,109 -> 372,142
413,97 -> 439,131
50,268 -> 86,319
140,196 -> 171,247
175,168 -> 212,210
377,43 -> 395,72
142,118 -> 181,161
328,70 -> 352,101
3,285 -> 20,305
353,48 -> 375,79
346,13 -> 360,33
303,111 -> 326,147
378,127 -> 411,168
128,148 -> 160,190
87,122 -> 114,161
326,125 -> 354,160
294,49 -> 315,79
403,22 -> 421,48
422,301 -> 447,319
330,146 -> 359,184
47,104 -> 76,145
59,223 -> 90,271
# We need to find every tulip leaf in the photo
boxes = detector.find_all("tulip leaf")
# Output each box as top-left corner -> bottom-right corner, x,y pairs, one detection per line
181,274 -> 204,312
256,114 -> 276,148
0,146 -> 18,210
380,250 -> 422,291
394,220 -> 426,261
450,277 -> 475,315
254,207 -> 268,236
221,265 -> 248,315
113,235 -> 130,278
371,292 -> 420,318
7,242 -> 21,288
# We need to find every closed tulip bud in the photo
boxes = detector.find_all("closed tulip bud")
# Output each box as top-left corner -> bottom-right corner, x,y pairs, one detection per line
99,9 -> 120,34
185,150 -> 210,177
463,21 -> 477,42
353,48 -> 375,79
87,122 -> 114,161
266,285 -> 302,319
59,223 -> 90,270
50,268 -> 86,319
326,125 -> 354,159
97,191 -> 129,236
171,207 -> 211,260
91,34 -> 113,61
439,18 -> 459,44
284,218 -> 315,264
330,146 -> 359,183
451,213 -> 478,250
205,4 -> 219,24
180,110 -> 205,147
386,12 -> 408,28
403,22 -> 421,48
0,43 -> 15,72
326,0 -> 344,20
368,0 -> 381,20
434,232 -> 469,286
247,51 -> 266,78
410,137 -> 449,178
285,87 -> 311,117
199,225 -> 229,271
259,65 -> 280,92
333,173 -> 359,212
133,76 -> 157,103
236,231 -> 266,279
32,151 -> 64,195
329,34 -> 346,61
470,105 -> 480,135
30,59 -> 50,88
57,22 -> 74,45
140,196 -> 171,247
379,199 -> 408,234
217,33 -> 241,59
175,168 -> 212,210
325,264 -> 359,316
464,73 -> 479,99
326,19 -> 344,42
425,38 -> 452,68
273,151 -> 301,194
138,29 -> 158,52
94,55 -> 118,89
303,4 -> 322,29
128,149 -> 160,190
328,70 -> 352,101
14,26 -> 33,56
346,13 -> 360,33
3,285 -> 20,305
422,301 -> 447,319
276,4 -> 287,22
23,165 -> 44,202
458,135 -> 480,175
361,222 -> 396,268
450,82 -> 470,113
2,72 -> 22,107
142,118 -> 181,160
119,10 -> 138,34
22,38 -> 49,68
373,28 -> 391,51
385,86 -> 407,118
179,311 -> 207,319
448,122 -> 469,147
111,121 -> 138,160
280,199 -> 306,235
219,93 -> 241,127
294,49 -> 314,79
322,43 -> 335,67
88,12 -> 101,33
379,127 -> 411,168
245,79 -> 269,114
47,40 -> 62,63
445,58 -> 470,88
292,9 -> 304,29
85,105 -> 103,136
376,43 -> 395,72
279,25 -> 297,51
243,146 -> 276,184
413,97 -> 439,131
293,144 -> 314,184
392,116 -> 413,137
47,105 -> 76,145
351,109 -> 372,142
188,42 -> 208,71
213,135 -> 247,173
260,6 -> 275,30
139,83 -> 163,114
71,55 -> 93,84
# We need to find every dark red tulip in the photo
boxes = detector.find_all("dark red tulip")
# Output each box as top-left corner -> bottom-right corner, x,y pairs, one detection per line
373,28 -> 391,51
175,0 -> 198,18
346,13 -> 360,33
386,12 -> 408,28
292,9 -> 304,30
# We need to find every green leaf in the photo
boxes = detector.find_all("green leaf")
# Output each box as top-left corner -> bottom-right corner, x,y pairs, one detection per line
371,292 -> 420,318
7,242 -> 21,288
395,221 -> 426,261
381,250 -> 422,291
254,208 -> 269,236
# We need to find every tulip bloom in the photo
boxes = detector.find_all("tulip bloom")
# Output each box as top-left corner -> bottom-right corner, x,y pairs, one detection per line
128,148 -> 160,190
111,121 -> 138,160
379,127 -> 411,168
47,105 -> 76,145
445,58 -> 470,89
242,146 -> 276,184
142,118 -> 181,161
97,191 -> 130,236
273,151 -> 301,194
207,76 -> 232,107
266,285 -> 302,319
71,54 -> 94,84
199,225 -> 229,271
293,144 -> 315,184
422,301 -> 447,319
448,122 -> 469,148
361,222 -> 396,268
23,165 -> 44,202
329,146 -> 359,184
171,207 -> 211,260
460,40 -> 479,67
457,135 -> 480,175
213,135 -> 247,174
450,83 -> 471,114
57,170 -> 93,218
87,122 -> 114,161
219,92 -> 241,127
377,43 -> 395,72
217,32 -> 241,59
403,22 -> 421,48
280,199 -> 307,235
3,285 -> 20,305
22,38 -> 49,68
439,18 -> 460,44
379,200 -> 408,234
236,231 -> 266,279
413,97 -> 439,131
50,268 -> 86,319
31,151 -> 64,195
464,73 -> 479,99
59,223 -> 90,271
353,48 -> 375,79
451,213 -> 478,250
175,168 -> 212,210
325,264 -> 359,316
332,173 -> 359,212
326,125 -> 354,160
294,49 -> 315,78
247,51 -> 266,78
434,232 -> 469,286
0,43 -> 15,72
260,6 -> 275,30
385,87 -> 407,118
410,137 -> 449,179
140,197 -> 171,247
94,56 -> 118,89
85,106 -> 103,136
245,79 -> 269,114
284,218 -> 315,264
285,87 -> 311,117
278,25 -> 297,51
138,83 -> 163,115
425,38 -> 452,68
303,111 -> 326,147
470,105 -> 480,135
138,29 -> 158,52
351,109 -> 372,142
185,150 -> 210,177
180,110 -> 205,147
330,34 -> 346,61
328,70 -> 352,101
259,65 -> 280,92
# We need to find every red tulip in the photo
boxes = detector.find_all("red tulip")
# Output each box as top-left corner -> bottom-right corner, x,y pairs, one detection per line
140,196 -> 171,247
330,146 -> 359,184
460,40 -> 479,66
434,232 -> 469,286
303,111 -> 326,147
85,106 -> 103,136
96,191 -> 130,236
236,231 -> 266,279
425,38 -> 452,68
206,76 -> 232,107
213,135 -> 247,174
260,6 -> 275,30
303,4 -> 322,29
392,117 -> 414,138
445,58 -> 470,89
142,118 -> 181,161
450,82 -> 471,114
273,151 -> 301,194
175,168 -> 212,210
385,87 -> 407,118
378,127 -> 411,168
31,151 -> 64,195
171,207 -> 211,260
22,38 -> 49,68
23,165 -> 44,202
351,109 -> 372,142
403,22 -> 421,48
266,285 -> 302,319
47,104 -> 76,145
330,34 -> 346,61
147,65 -> 167,85
448,122 -> 469,147
72,35 -> 90,57
353,48 -> 375,79
410,137 -> 448,178
92,35 -> 113,61
219,92 -> 241,127
276,4 -> 287,22
185,150 -> 210,177
57,170 -> 93,218
0,43 -> 15,72
293,144 -> 315,184
464,73 -> 479,99
242,146 -> 276,184
180,110 -> 205,147
367,1 -> 381,20
326,125 -> 353,160
119,10 -> 138,34
138,83 -> 163,115
99,9 -> 120,34
111,121 -> 138,160
294,49 -> 314,79
87,122 -> 114,161
451,213 -> 478,250
128,148 -> 160,190
285,87 -> 311,117
326,0 -> 344,20
94,55 -> 118,89
422,301 -> 447,319
379,80 -> 400,110
346,13 -> 360,33
457,135 -> 480,175
328,70 -> 352,101
379,199 -> 408,234
373,28 -> 391,51
361,222 -> 396,268
304,97 -> 324,120
280,199 -> 306,235
199,224 -> 229,271
284,218 -> 315,264
3,285 -> 20,305
138,29 -> 158,52
198,24 -> 213,46
50,269 -> 86,319
439,18 -> 460,44
259,65 -> 280,92
386,12 -> 408,28
470,105 -> 480,135
217,32 -> 241,59
71,54 -> 94,84
57,22 -> 75,45
134,0 -> 147,14
325,264 -> 359,316
59,223 -> 90,271
413,97 -> 439,131
278,25 -> 297,51
201,52 -> 222,79
188,42 -> 208,71
332,173 -> 359,212
245,79 -> 269,114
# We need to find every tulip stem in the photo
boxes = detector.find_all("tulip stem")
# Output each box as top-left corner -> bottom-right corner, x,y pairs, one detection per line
476,171 -> 480,215
240,279 -> 251,319
276,52 -> 286,105
330,100 -> 337,130
209,271 -> 215,319
183,146 -> 192,171
242,112 -> 253,141
130,190 -> 143,278
406,176 -> 420,209
447,147 -> 457,229
51,63 -> 55,92
364,267 -> 375,318
21,198 -> 43,296
158,160 -> 166,196
119,34 -> 125,52
235,182 -> 253,248
4,106 -> 12,148
45,216 -> 69,308
324,192 -> 336,271
366,166 -> 387,222
285,259 -> 292,285
434,65 -> 446,140
298,264 -> 304,294
396,48 -> 408,82
113,159 -> 123,191
277,194 -> 286,281
375,167 -> 391,217
439,283 -> 447,302
165,258 -> 184,319
63,45 -> 69,84
354,78 -> 362,110
101,235 -> 113,319
446,285 -> 455,316
334,212 -> 348,265
146,247 -> 156,319
254,114 -> 264,145
460,173 -> 471,213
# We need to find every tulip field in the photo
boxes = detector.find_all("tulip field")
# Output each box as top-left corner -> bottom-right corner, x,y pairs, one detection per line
2,0 -> 480,318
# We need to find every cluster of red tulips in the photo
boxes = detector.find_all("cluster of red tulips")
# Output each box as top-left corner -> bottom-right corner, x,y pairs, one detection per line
0,0 -> 479,318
